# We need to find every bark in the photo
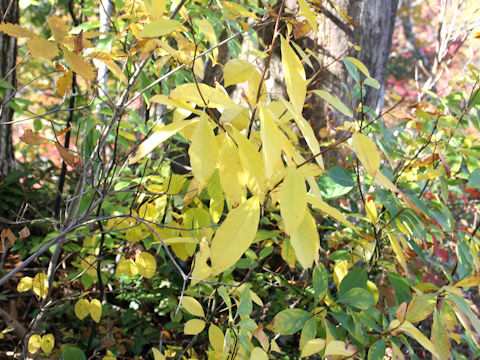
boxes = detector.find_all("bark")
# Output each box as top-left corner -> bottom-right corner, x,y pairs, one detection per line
0,0 -> 18,178
310,0 -> 398,130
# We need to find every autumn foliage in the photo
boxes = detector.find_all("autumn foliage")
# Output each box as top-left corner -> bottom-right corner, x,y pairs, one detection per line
1,1 -> 480,359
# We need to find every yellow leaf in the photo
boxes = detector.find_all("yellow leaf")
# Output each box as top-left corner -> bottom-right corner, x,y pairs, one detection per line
47,16 -> 69,43
301,339 -> 325,358
455,272 -> 480,287
280,36 -> 306,116
375,172 -> 398,192
27,37 -> 59,60
28,334 -> 41,354
103,350 -> 117,360
80,255 -> 97,277
389,320 -> 439,357
298,0 -> 318,34
138,19 -> 183,38
250,347 -> 268,360
387,233 -> 409,276
207,170 -> 224,223
183,177 -> 200,208
313,90 -> 353,118
57,70 -> 73,96
116,257 -> 138,277
32,273 -> 48,298
208,324 -> 224,351
345,57 -> 371,77
40,333 -> 54,355
135,252 -> 157,278
125,223 -> 144,243
333,260 -> 350,287
406,293 -> 437,323
63,49 -> 95,81
223,59 -> 255,87
218,135 -> 246,206
324,340 -> 356,357
105,61 -> 127,84
89,299 -> 102,323
290,210 -> 319,268
191,237 -> 212,285
184,319 -> 206,335
391,341 -> 405,360
152,347 -> 166,360
17,276 -> 33,292
365,197 -> 377,225
307,195 -> 358,230
182,296 -> 205,318
367,280 -> 379,306
194,19 -> 217,59
170,83 -> 241,110
150,94 -> 199,114
188,114 -> 218,187
351,133 -> 380,178
147,0 -> 166,19
260,107 -> 284,179
74,299 -> 90,320
280,98 -> 324,169
211,196 -> 260,275
232,127 -> 266,196
279,167 -> 307,235
129,119 -> 197,164
0,22 -> 36,38
401,168 -> 444,182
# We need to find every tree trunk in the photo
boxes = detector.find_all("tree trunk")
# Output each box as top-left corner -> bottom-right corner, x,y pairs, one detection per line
0,0 -> 18,178
309,0 -> 398,131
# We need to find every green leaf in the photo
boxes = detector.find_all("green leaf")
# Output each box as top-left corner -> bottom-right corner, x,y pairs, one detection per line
312,264 -> 328,301
267,309 -> 312,335
337,287 -> 374,310
62,346 -> 86,360
387,272 -> 412,305
368,339 -> 386,360
238,317 -> 257,332
327,167 -> 355,187
339,267 -> 367,296
313,90 -> 353,118
317,174 -> 353,199
300,317 -> 317,350
237,287 -> 253,317
468,169 -> 480,188
343,58 -> 359,83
